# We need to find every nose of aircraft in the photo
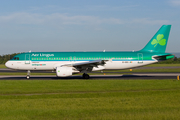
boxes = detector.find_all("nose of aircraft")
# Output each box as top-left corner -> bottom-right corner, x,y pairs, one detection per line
5,61 -> 10,68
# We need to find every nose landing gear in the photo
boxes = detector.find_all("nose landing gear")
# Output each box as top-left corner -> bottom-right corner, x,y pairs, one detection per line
26,70 -> 30,79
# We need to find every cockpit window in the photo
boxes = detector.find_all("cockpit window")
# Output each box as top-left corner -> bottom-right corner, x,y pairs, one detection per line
11,57 -> 19,60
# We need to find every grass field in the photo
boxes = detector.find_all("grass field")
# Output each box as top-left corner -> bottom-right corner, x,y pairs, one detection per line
145,64 -> 180,67
0,64 -> 6,68
103,68 -> 180,73
0,79 -> 180,120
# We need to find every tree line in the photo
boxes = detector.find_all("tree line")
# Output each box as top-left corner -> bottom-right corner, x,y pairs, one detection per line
0,53 -> 180,64
0,53 -> 20,64
157,56 -> 180,64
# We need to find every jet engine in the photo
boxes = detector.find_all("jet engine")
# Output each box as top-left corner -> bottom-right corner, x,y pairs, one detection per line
56,67 -> 73,77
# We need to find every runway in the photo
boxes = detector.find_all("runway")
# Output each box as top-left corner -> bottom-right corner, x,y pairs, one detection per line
0,68 -> 179,80
0,73 -> 179,80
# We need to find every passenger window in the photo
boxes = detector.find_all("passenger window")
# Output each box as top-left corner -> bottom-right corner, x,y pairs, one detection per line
17,57 -> 19,60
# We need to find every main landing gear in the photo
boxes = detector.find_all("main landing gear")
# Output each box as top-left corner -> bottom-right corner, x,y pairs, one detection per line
26,70 -> 30,79
82,73 -> 90,79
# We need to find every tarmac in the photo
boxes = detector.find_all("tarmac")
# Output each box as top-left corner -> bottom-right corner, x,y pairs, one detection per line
0,68 -> 179,80
0,74 -> 179,80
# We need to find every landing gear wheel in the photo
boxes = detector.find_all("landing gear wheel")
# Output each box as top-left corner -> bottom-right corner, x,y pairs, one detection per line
83,73 -> 90,79
26,70 -> 31,79
26,75 -> 30,79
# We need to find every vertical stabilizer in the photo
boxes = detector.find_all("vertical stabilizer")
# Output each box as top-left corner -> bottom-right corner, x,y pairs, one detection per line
140,25 -> 171,53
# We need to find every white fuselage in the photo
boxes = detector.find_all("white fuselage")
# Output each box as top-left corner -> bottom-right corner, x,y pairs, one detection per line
5,60 -> 157,72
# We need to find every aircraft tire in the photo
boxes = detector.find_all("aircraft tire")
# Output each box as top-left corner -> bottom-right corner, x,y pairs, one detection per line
83,73 -> 89,79
26,75 -> 30,79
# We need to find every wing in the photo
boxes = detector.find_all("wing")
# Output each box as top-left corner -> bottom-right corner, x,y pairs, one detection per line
61,59 -> 107,72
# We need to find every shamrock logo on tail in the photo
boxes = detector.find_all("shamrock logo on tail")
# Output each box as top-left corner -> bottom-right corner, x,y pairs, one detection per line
151,34 -> 166,47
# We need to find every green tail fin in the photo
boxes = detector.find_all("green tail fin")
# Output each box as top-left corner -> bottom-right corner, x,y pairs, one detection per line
140,25 -> 171,53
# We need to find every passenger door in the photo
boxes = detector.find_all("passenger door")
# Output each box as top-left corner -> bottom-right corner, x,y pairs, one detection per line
138,53 -> 143,63
25,54 -> 30,64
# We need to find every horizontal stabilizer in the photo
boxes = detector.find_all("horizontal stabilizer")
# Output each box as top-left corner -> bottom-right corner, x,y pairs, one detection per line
152,54 -> 174,60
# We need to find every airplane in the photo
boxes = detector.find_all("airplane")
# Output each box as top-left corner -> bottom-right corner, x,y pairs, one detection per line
5,25 -> 174,79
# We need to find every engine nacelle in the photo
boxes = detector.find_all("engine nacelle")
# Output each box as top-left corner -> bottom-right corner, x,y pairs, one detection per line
56,67 -> 73,77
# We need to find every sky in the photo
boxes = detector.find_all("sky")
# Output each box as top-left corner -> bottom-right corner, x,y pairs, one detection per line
0,0 -> 180,55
